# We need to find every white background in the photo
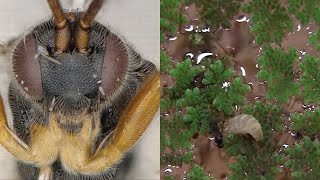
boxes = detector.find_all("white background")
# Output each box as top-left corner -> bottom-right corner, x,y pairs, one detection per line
0,0 -> 159,179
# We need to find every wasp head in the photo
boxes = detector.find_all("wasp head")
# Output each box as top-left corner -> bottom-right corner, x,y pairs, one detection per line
11,0 -> 129,116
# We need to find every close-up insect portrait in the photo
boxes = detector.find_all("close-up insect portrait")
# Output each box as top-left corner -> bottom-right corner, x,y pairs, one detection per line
0,0 -> 160,179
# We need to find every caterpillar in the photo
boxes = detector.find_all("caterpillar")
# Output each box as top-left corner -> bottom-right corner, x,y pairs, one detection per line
227,114 -> 263,141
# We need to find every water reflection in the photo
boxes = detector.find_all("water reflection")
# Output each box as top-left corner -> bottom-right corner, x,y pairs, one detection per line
236,15 -> 250,23
169,36 -> 177,41
186,52 -> 194,59
164,168 -> 172,173
185,52 -> 213,64
297,24 -> 301,32
185,25 -> 193,32
197,52 -> 213,64
240,66 -> 246,77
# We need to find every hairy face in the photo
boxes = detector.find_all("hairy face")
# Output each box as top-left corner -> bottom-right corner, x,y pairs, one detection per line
12,14 -> 129,116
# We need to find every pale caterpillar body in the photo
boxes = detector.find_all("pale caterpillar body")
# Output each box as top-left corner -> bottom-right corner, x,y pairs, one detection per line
227,114 -> 263,141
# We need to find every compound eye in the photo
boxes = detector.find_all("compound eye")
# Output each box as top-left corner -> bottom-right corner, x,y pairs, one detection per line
100,33 -> 128,99
12,34 -> 43,100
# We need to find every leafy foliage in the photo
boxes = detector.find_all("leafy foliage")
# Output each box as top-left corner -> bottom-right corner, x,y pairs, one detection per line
202,60 -> 250,115
176,87 -> 209,133
242,101 -> 283,138
227,135 -> 283,180
186,165 -> 211,180
285,136 -> 320,179
308,29 -> 320,52
160,0 -> 188,42
161,0 -> 320,179
291,109 -> 320,137
242,0 -> 293,44
160,113 -> 194,166
168,59 -> 202,97
257,46 -> 299,104
288,0 -> 320,25
161,50 -> 172,73
225,101 -> 284,179
300,55 -> 320,103
162,60 -> 249,166
161,114 -> 192,151
164,175 -> 174,180
186,0 -> 240,30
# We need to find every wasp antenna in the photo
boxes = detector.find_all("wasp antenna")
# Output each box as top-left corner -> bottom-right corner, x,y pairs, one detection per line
47,0 -> 70,54
76,0 -> 104,53
81,0 -> 104,28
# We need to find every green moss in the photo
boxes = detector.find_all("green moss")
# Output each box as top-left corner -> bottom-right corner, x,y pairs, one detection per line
288,0 -> 320,25
285,136 -> 320,179
164,175 -> 175,180
161,50 -> 173,73
225,101 -> 284,179
242,0 -> 293,45
186,0 -> 240,30
168,59 -> 202,98
243,101 -> 283,138
161,1 -> 320,179
257,46 -> 299,104
291,109 -> 320,137
308,29 -> 320,52
227,136 -> 283,180
162,60 -> 249,166
160,0 -> 188,43
202,60 -> 250,116
300,54 -> 320,103
186,165 -> 211,180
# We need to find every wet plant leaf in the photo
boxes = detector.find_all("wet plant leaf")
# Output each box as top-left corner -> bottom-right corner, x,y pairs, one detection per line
243,0 -> 293,45
300,54 -> 320,103
161,50 -> 172,73
186,165 -> 211,180
187,0 -> 240,30
288,0 -> 320,25
284,137 -> 320,179
169,59 -> 202,97
257,46 -> 298,104
291,109 -> 320,136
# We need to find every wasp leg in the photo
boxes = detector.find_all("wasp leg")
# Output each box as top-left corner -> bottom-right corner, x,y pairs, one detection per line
59,71 -> 160,175
0,97 -> 37,162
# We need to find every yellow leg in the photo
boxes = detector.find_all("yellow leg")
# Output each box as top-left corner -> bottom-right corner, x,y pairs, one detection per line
59,71 -> 160,174
0,97 -> 36,163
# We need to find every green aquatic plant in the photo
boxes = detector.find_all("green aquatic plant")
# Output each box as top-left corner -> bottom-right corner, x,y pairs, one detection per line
161,0 -> 320,179
225,101 -> 284,179
242,0 -> 293,44
168,59 -> 202,98
300,54 -> 320,103
161,60 -> 249,167
186,165 -> 211,180
160,113 -> 194,166
174,60 -> 249,134
176,87 -> 209,133
202,60 -> 250,116
242,101 -> 283,138
160,0 -> 188,42
186,0 -> 240,30
288,0 -> 320,25
257,46 -> 299,105
161,50 -> 173,73
308,29 -> 320,52
164,175 -> 174,180
226,135 -> 283,180
284,136 -> 320,179
291,109 -> 320,137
